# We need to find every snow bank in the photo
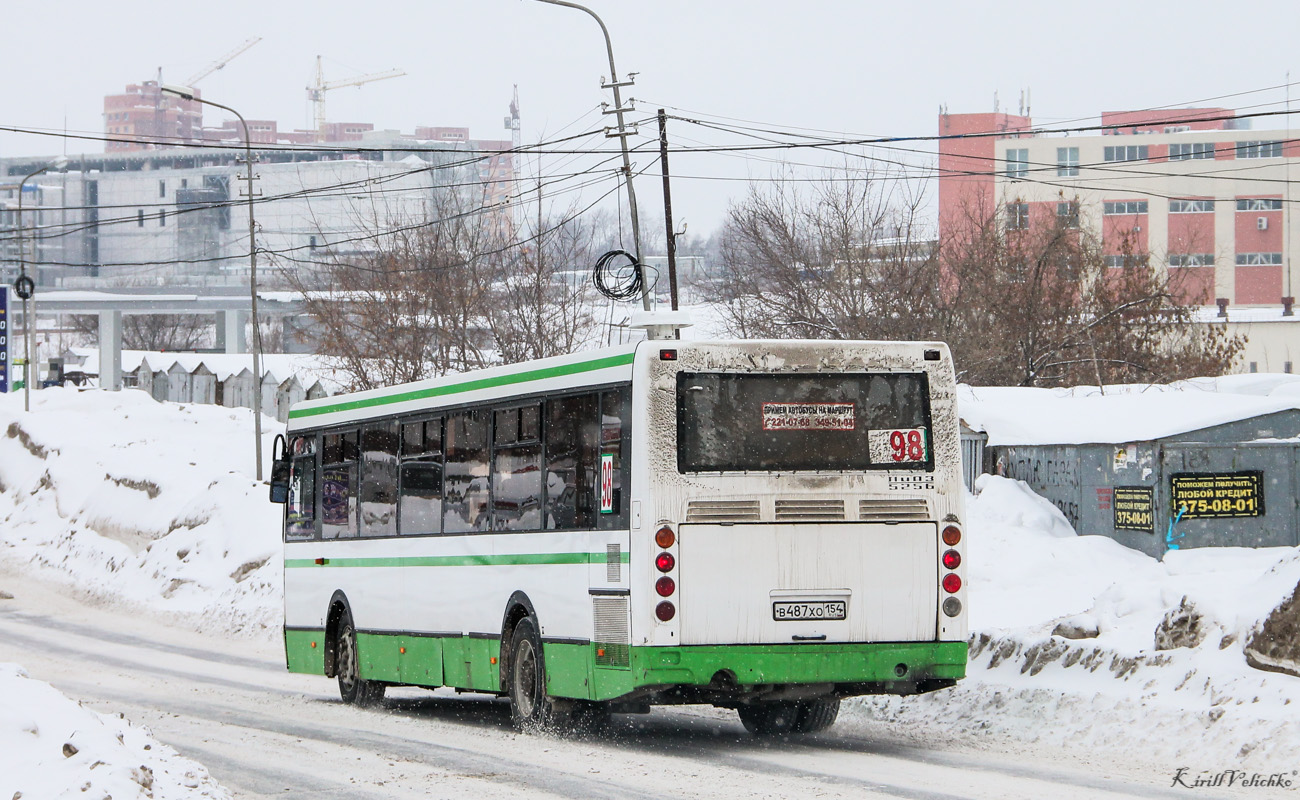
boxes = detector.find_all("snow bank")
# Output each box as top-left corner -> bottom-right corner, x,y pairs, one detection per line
0,663 -> 230,800
0,387 -> 283,637
852,474 -> 1300,769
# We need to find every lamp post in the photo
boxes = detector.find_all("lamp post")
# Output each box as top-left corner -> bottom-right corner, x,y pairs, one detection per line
533,0 -> 653,315
15,156 -> 68,412
160,84 -> 264,481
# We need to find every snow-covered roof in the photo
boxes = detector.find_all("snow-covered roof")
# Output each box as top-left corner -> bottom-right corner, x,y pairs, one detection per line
960,375 -> 1300,445
69,348 -> 343,392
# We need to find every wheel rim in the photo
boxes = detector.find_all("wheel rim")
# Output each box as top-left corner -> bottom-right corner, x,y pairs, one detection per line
338,625 -> 357,694
513,637 -> 537,718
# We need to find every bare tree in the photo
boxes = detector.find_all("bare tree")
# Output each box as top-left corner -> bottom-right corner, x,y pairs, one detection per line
717,173 -> 1242,386
485,189 -> 601,363
280,189 -> 503,392
717,168 -> 942,340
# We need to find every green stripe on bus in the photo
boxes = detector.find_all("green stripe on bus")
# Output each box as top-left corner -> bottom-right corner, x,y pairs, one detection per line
288,352 -> 637,420
284,550 -> 631,569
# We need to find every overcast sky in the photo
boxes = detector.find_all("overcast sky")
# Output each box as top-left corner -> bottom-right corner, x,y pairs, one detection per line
6,1 -> 1300,236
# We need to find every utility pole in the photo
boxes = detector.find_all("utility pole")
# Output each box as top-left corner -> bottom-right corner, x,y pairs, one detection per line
657,109 -> 680,318
534,0 -> 653,316
161,84 -> 264,480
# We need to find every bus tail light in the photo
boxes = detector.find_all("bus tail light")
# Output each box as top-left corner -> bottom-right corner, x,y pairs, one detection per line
943,597 -> 962,617
656,601 -> 676,621
655,576 -> 675,597
942,526 -> 961,546
655,552 -> 675,572
942,573 -> 962,594
655,526 -> 675,548
942,549 -> 961,570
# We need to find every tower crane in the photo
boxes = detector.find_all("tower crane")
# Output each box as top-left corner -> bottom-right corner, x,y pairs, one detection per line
184,37 -> 262,86
307,56 -> 406,142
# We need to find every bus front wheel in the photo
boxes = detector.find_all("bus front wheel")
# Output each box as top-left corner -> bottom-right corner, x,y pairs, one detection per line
336,610 -> 385,706
508,617 -> 571,731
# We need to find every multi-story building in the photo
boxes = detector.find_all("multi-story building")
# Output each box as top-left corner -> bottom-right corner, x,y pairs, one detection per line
939,107 -> 1299,307
938,107 -> 1300,372
0,130 -> 511,290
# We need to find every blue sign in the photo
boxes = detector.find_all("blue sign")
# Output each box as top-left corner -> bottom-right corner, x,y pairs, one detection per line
0,286 -> 8,393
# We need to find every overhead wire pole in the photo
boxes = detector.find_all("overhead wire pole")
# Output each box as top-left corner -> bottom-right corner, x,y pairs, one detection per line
657,109 -> 680,318
533,0 -> 654,316
161,84 -> 264,481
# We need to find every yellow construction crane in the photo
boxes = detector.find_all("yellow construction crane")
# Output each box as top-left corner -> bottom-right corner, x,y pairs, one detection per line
185,37 -> 262,86
307,56 -> 406,142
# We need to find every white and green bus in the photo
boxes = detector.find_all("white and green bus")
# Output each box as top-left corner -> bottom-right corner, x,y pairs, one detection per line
272,339 -> 968,734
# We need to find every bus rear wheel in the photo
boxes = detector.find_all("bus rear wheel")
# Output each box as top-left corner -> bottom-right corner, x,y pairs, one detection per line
738,699 -> 839,735
508,617 -> 574,732
336,610 -> 385,706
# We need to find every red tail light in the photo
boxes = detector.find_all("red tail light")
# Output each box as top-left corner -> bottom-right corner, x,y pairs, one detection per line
655,552 -> 675,572
655,601 -> 676,621
942,573 -> 962,593
942,550 -> 961,570
655,576 -> 675,597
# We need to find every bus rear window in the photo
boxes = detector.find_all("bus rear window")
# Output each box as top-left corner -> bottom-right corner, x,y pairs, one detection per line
676,372 -> 933,472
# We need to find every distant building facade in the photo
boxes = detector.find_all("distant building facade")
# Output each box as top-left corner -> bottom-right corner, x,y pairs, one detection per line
938,107 -> 1299,309
2,130 -> 515,289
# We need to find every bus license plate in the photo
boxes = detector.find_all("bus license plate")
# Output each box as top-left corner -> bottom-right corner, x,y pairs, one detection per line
772,601 -> 847,621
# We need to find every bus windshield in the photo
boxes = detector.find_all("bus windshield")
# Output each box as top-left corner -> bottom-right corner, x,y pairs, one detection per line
676,372 -> 933,472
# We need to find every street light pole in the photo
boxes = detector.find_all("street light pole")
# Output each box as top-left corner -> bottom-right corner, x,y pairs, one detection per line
15,158 -> 65,412
161,84 -> 264,481
533,0 -> 653,314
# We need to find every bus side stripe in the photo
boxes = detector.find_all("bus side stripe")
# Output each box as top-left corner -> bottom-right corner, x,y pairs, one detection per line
288,352 -> 636,420
285,551 -> 631,569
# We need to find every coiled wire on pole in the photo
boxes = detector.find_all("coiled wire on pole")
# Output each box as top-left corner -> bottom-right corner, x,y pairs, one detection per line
592,249 -> 644,301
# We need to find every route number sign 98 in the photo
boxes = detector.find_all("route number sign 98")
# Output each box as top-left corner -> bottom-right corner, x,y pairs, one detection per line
867,428 -> 928,465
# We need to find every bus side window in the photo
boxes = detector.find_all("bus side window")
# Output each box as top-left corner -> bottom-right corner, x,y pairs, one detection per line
444,411 -> 489,533
493,405 -> 543,532
321,430 -> 359,539
400,418 -> 443,536
598,388 -> 630,528
545,393 -> 599,530
360,423 -> 399,537
286,435 -> 317,541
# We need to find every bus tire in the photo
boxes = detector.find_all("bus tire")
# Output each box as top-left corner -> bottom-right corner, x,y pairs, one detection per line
336,610 -> 385,707
508,617 -> 571,732
737,702 -> 801,735
792,698 -> 840,733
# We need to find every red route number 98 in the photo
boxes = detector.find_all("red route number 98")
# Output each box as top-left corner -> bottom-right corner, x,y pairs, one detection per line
889,429 -> 925,462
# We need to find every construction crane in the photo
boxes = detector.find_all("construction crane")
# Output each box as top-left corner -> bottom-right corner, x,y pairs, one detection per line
307,56 -> 406,142
184,37 -> 262,87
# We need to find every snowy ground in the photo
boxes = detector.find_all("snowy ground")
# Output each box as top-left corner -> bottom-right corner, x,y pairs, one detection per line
2,385 -> 1300,796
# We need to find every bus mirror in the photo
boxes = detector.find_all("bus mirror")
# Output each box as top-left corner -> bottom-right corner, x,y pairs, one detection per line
269,434 -> 290,504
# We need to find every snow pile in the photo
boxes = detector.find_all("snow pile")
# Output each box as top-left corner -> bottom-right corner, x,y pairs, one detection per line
852,474 -> 1300,769
0,387 -> 283,636
0,663 -> 231,800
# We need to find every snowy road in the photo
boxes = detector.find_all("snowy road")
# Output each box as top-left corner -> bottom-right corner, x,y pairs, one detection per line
0,575 -> 1243,800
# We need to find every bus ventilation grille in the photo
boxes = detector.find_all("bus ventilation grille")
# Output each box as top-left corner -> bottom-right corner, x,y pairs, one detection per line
858,498 -> 930,522
686,500 -> 761,523
593,596 -> 631,668
775,499 -> 845,521
606,543 -> 621,582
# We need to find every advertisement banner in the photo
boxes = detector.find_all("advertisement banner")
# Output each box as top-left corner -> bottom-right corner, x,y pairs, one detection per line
1170,472 -> 1265,519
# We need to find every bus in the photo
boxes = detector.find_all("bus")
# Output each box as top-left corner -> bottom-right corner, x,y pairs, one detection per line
270,339 -> 968,734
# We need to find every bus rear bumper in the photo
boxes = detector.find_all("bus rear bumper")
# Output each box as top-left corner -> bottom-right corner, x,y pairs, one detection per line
623,640 -> 967,703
